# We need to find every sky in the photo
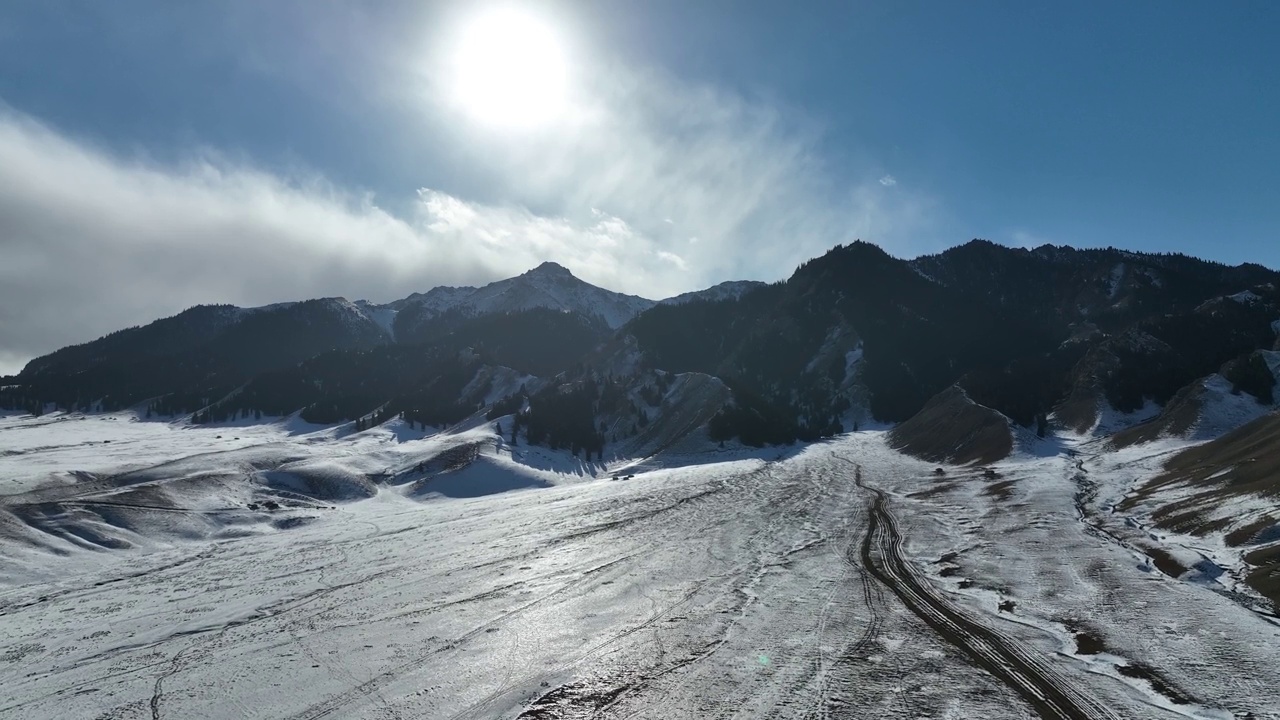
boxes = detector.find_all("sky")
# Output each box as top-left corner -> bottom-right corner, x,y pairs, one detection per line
1,1 -> 1279,374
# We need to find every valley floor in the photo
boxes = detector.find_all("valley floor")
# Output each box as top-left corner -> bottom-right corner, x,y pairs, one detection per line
0,415 -> 1276,719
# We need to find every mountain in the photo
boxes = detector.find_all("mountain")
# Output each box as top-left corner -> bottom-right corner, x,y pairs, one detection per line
658,280 -> 766,306
2,264 -> 654,415
4,240 -> 1279,462
9,299 -> 390,415
391,262 -> 655,343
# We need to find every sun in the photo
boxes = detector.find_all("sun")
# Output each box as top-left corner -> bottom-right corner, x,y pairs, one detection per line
451,7 -> 569,129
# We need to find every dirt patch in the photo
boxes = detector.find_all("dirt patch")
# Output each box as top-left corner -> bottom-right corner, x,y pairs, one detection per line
1073,631 -> 1105,655
1143,547 -> 1187,579
1225,516 -> 1277,547
983,480 -> 1018,501
907,482 -> 958,499
518,679 -> 632,719
1115,663 -> 1194,705
1243,544 -> 1280,611
1153,510 -> 1232,536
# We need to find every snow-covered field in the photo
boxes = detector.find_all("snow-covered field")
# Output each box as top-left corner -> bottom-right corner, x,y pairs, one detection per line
1,413 -> 1276,719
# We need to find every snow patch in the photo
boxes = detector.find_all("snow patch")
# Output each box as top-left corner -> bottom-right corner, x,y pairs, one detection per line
1108,263 -> 1125,300
354,300 -> 398,338
1188,374 -> 1276,440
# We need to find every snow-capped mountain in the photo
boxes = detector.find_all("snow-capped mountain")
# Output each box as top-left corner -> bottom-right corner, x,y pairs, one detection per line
353,267 -> 764,340
380,262 -> 656,339
658,280 -> 766,306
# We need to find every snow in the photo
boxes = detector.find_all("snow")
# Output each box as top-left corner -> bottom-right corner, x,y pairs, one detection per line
234,263 -> 659,340
398,262 -> 655,329
893,434 -> 1280,718
354,300 -> 398,338
1084,436 -> 1279,608
1108,263 -> 1125,300
1263,349 -> 1280,379
1187,374 -> 1276,440
844,345 -> 864,376
803,326 -> 859,375
1228,290 -> 1261,304
2,418 -> 1278,718
460,365 -> 537,406
659,280 -> 765,306
1082,398 -> 1162,437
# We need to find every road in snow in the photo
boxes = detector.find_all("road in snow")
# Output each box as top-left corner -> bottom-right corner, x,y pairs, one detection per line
1,416 -> 1277,719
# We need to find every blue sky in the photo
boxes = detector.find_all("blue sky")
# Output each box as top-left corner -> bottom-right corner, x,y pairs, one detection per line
1,1 -> 1278,371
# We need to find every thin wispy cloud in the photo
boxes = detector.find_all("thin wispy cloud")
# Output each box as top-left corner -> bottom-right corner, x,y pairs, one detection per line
0,112 -> 713,368
394,33 -> 941,284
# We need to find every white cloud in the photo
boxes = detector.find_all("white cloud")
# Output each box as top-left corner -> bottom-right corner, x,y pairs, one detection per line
0,23 -> 948,370
0,351 -> 28,378
395,46 -> 943,286
655,250 -> 688,271
0,112 -> 692,369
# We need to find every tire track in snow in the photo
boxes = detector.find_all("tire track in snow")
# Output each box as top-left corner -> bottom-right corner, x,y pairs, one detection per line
847,459 -> 1119,720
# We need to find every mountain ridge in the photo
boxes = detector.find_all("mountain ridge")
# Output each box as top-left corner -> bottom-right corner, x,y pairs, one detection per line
4,239 -> 1279,464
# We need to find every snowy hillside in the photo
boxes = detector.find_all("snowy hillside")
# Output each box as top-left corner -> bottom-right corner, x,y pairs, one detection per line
658,280 -> 766,305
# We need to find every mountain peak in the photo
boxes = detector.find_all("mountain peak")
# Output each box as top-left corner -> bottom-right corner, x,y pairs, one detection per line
526,261 -> 575,279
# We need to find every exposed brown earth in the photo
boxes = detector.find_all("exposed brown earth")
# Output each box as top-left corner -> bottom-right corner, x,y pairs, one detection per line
888,386 -> 1013,465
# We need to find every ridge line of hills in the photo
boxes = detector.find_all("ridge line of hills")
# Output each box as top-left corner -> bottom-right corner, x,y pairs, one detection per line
3,238 -> 1279,464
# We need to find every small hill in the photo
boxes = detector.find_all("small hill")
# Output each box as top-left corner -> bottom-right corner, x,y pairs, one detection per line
888,385 -> 1013,465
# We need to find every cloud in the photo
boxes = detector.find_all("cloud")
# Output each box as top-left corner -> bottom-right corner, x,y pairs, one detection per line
0,351 -> 28,378
415,192 -> 693,295
395,43 -> 943,284
0,112 -> 695,369
0,18 -> 947,371
655,250 -> 688,271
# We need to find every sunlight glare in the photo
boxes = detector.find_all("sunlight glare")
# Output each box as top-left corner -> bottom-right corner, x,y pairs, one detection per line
452,7 -> 570,129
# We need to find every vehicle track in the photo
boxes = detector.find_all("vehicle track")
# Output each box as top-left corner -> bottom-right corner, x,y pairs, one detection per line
849,460 -> 1119,720
807,499 -> 883,720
